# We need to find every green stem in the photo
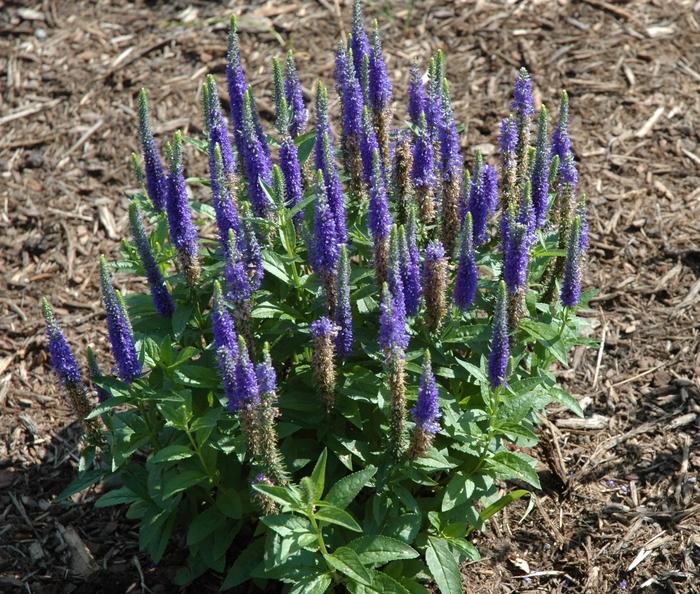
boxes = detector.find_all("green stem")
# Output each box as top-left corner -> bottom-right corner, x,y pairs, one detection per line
308,512 -> 330,557
185,429 -> 212,479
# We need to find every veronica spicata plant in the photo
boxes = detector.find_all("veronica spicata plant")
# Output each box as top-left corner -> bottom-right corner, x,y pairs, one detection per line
47,4 -> 594,592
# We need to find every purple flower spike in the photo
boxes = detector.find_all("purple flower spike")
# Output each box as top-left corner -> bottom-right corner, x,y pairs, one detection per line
408,64 -> 425,127
128,202 -> 175,318
224,229 -> 252,304
503,209 -> 530,293
577,195 -> 589,252
488,281 -> 510,388
311,170 -> 340,276
517,182 -> 536,246
467,151 -> 495,246
226,16 -> 249,162
211,280 -> 238,354
217,346 -> 238,413
315,81 -> 332,145
439,80 -> 462,180
272,56 -> 287,135
137,89 -> 167,211
335,245 -> 353,359
425,53 -> 445,140
499,115 -> 518,164
279,136 -> 304,223
379,283 -> 408,352
351,0 -> 370,86
285,51 -> 307,138
99,257 -> 141,383
360,107 -> 381,183
399,223 -> 421,316
411,113 -> 436,188
559,151 -> 578,190
551,90 -> 571,166
42,298 -> 83,389
234,336 -> 260,409
560,216 -> 583,307
166,131 -> 200,284
240,210 -> 264,292
368,21 -> 392,112
411,352 -> 441,434
511,68 -> 534,119
531,107 -> 551,227
483,164 -> 499,215
210,143 -> 241,250
388,230 -> 407,326
256,344 -> 277,398
336,44 -> 364,140
454,212 -> 478,311
317,131 -> 347,243
368,149 -> 392,241
204,75 -> 235,179
310,316 -> 336,339
241,91 -> 273,217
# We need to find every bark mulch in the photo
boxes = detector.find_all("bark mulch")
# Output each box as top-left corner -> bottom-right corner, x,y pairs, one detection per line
1,1 -> 698,593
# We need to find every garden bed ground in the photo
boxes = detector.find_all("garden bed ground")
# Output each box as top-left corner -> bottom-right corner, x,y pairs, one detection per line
1,0 -> 699,592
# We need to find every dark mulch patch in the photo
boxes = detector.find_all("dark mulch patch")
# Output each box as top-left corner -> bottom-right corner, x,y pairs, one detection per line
1,0 -> 698,592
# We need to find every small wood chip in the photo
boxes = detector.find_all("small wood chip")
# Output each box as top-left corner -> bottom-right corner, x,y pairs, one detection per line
635,107 -> 665,138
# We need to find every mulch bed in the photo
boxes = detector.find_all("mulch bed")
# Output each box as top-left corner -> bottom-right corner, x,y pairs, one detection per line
1,0 -> 698,592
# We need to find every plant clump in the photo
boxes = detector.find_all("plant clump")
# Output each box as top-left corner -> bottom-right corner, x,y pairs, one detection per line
45,2 -> 593,591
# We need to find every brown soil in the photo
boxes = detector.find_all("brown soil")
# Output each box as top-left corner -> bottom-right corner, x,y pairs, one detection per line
1,1 -> 698,593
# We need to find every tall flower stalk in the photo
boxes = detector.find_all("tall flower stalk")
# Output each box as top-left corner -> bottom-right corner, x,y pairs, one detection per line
99,256 -> 141,383
137,89 -> 167,212
165,131 -> 200,285
408,351 -> 441,460
128,202 -> 175,318
422,240 -> 448,333
379,283 -> 409,462
42,298 -> 93,425
311,317 -> 338,410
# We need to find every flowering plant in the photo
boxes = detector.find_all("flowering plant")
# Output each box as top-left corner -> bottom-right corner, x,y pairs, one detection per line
45,3 -> 593,592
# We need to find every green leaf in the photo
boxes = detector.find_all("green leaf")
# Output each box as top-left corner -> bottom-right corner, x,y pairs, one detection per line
454,358 -> 488,383
447,537 -> 480,561
381,513 -> 422,544
490,451 -> 541,489
324,547 -> 372,586
221,538 -> 265,590
162,469 -> 207,500
479,489 -> 530,524
425,537 -> 462,594
547,386 -> 584,417
310,448 -> 328,501
289,574 -> 332,594
346,536 -> 419,565
94,486 -> 140,508
441,473 -> 476,512
171,304 -> 194,339
325,465 -> 377,509
56,469 -> 104,501
187,506 -> 224,546
314,504 -> 362,532
414,448 -> 456,471
215,488 -> 242,519
252,483 -> 303,509
370,571 -> 412,594
294,129 -> 316,165
149,444 -> 193,465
